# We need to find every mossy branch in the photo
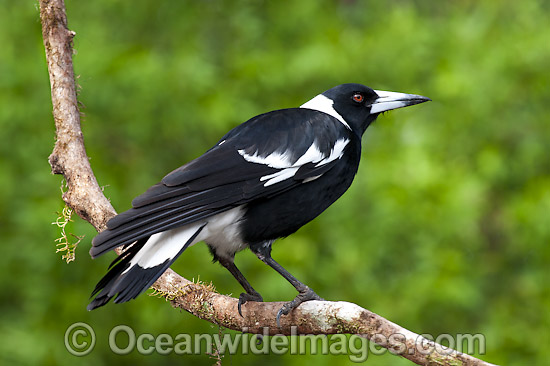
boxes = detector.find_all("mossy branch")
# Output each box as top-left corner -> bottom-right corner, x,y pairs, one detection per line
39,1 -> 497,365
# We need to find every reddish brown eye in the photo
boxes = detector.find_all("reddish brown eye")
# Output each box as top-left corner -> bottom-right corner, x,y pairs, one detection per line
352,93 -> 364,103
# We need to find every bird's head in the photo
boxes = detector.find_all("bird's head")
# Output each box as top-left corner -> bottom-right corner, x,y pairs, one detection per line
301,83 -> 431,135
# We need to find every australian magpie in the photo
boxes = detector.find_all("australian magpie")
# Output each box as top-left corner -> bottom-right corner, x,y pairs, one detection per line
87,83 -> 430,324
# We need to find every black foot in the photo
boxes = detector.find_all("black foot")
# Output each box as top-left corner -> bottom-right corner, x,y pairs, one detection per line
276,287 -> 324,327
238,292 -> 263,317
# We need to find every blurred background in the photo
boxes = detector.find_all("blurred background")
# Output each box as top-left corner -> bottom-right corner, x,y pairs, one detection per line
2,0 -> 549,365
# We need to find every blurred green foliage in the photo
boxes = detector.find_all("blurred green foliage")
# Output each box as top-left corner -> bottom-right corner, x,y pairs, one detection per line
1,0 -> 549,365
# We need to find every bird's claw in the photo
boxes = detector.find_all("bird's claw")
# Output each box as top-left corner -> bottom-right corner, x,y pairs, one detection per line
238,292 -> 263,317
276,288 -> 324,327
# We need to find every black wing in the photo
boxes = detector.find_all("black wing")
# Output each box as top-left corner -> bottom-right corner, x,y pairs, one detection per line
90,108 -> 351,257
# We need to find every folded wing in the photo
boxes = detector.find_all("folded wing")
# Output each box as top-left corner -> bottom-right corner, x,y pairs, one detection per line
90,109 -> 351,258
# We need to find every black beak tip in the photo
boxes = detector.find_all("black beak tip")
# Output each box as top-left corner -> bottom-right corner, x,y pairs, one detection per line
415,95 -> 432,103
408,95 -> 431,106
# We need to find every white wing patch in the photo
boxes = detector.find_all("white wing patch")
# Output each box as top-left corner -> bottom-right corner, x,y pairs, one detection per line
293,143 -> 325,166
237,149 -> 294,169
239,138 -> 350,187
300,94 -> 351,130
261,167 -> 300,187
315,138 -> 348,167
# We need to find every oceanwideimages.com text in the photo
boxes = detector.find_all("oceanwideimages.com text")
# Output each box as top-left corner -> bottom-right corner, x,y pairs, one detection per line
65,323 -> 486,362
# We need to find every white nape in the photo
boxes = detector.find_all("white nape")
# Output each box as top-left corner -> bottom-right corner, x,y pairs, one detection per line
300,94 -> 351,130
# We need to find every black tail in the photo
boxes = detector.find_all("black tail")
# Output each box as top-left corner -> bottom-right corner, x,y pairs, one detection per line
88,238 -> 155,310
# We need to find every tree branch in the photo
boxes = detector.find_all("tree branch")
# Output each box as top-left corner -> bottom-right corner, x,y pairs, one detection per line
40,0 -> 115,230
39,1 -> 497,365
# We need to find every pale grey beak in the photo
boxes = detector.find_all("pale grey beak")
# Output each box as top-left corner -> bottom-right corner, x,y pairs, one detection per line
370,90 -> 431,114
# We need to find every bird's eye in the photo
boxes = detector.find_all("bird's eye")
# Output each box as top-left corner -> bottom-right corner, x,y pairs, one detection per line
352,93 -> 364,103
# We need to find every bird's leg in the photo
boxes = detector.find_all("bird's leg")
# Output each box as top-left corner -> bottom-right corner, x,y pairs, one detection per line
217,256 -> 263,317
250,242 -> 324,327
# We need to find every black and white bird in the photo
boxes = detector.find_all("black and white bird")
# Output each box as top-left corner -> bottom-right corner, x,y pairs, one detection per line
88,83 -> 430,323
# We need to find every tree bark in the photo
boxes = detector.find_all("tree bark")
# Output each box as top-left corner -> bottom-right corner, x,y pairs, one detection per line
39,1 -> 497,365
40,0 -> 116,230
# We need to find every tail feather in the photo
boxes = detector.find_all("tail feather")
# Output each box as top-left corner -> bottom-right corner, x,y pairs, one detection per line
87,223 -> 206,310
